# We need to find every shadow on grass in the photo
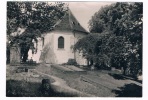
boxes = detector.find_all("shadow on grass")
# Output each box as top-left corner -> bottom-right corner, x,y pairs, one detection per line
108,73 -> 128,80
6,80 -> 77,97
112,83 -> 142,97
108,73 -> 142,84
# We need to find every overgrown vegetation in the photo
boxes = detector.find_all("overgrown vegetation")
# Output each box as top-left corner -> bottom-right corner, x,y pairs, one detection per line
74,2 -> 142,77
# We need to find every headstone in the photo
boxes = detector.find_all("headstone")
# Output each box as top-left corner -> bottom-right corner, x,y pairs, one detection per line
121,67 -> 124,74
91,66 -> 95,70
41,79 -> 51,95
111,67 -> 115,71
42,79 -> 51,90
10,43 -> 20,65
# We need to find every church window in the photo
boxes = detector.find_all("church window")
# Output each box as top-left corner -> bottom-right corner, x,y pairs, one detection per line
72,21 -> 75,25
58,36 -> 64,48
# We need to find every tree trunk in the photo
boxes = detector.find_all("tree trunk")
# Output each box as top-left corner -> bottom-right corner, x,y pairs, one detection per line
123,66 -> 127,75
21,45 -> 30,63
22,48 -> 29,62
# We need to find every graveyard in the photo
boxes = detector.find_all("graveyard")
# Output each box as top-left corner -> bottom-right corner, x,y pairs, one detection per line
6,63 -> 142,97
6,1 -> 143,97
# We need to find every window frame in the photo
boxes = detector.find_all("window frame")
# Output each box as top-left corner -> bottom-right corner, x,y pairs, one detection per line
58,36 -> 64,49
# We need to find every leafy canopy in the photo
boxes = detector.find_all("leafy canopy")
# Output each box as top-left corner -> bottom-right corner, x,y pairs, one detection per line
74,2 -> 142,75
7,1 -> 68,62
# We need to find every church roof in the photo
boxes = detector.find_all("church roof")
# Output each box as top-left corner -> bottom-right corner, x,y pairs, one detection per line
53,9 -> 89,34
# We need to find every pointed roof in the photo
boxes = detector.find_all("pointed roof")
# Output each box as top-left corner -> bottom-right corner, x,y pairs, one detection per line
54,9 -> 89,34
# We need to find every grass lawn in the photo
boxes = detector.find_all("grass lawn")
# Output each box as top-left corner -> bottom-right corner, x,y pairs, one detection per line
6,64 -> 77,97
6,64 -> 142,97
6,79 -> 77,97
40,64 -> 142,97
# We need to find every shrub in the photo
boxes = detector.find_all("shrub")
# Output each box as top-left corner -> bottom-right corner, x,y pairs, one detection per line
95,63 -> 111,70
67,59 -> 77,65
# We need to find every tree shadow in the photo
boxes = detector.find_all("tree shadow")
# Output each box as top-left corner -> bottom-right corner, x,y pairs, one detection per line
6,80 -> 77,97
112,83 -> 142,97
108,73 -> 142,84
108,73 -> 128,80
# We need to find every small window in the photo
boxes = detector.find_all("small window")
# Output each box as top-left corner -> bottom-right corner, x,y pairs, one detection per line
72,21 -> 75,25
58,36 -> 64,48
78,23 -> 80,26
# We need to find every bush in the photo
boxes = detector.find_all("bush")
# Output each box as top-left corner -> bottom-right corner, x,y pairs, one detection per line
67,59 -> 77,65
95,63 -> 111,70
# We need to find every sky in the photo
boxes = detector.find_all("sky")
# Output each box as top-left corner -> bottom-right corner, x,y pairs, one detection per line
68,2 -> 115,31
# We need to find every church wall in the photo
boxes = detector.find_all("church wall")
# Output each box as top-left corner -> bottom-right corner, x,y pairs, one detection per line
43,33 -> 54,48
40,30 -> 88,65
53,30 -> 75,64
28,34 -> 53,63
74,31 -> 88,65
39,32 -> 57,64
32,37 -> 43,63
33,30 -> 88,65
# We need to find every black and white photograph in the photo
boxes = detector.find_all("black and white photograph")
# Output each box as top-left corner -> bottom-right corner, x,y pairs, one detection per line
5,1 -> 142,97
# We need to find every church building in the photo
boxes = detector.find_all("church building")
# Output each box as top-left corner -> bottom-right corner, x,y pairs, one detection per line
29,9 -> 89,65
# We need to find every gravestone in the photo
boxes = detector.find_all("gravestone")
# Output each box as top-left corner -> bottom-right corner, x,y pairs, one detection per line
10,43 -> 21,65
41,79 -> 52,95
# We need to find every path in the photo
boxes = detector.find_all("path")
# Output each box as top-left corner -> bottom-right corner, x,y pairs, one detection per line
49,64 -> 84,71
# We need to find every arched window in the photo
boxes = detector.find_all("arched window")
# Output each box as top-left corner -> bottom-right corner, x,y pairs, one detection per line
58,36 -> 64,49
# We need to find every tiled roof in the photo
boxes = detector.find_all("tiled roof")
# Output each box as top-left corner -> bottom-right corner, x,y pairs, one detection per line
54,9 -> 89,34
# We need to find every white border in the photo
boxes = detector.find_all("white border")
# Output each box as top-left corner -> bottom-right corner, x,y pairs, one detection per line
1,0 -> 147,100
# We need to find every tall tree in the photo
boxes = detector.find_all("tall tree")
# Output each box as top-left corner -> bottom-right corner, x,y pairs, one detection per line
7,1 -> 68,62
75,2 -> 143,76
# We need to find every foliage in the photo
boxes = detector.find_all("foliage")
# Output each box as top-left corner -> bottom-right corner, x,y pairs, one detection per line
7,2 -> 68,35
7,1 -> 68,62
75,2 -> 143,76
74,33 -> 126,68
66,59 -> 77,65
